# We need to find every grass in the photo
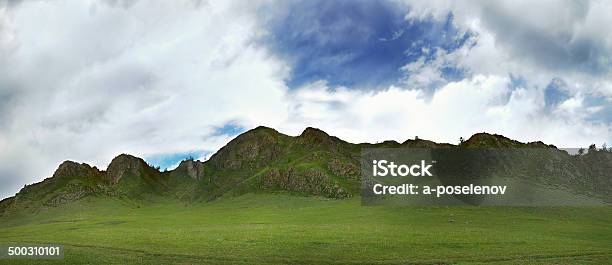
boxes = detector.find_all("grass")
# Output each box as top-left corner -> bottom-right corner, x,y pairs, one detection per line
0,193 -> 611,264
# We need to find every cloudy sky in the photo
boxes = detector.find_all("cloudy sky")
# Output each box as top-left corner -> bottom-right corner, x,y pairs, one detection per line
1,0 -> 611,199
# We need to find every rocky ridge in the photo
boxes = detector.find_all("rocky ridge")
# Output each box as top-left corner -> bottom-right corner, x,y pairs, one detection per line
1,126 -> 610,215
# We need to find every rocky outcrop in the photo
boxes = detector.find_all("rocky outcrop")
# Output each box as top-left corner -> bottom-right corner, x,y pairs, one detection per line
328,158 -> 359,180
260,167 -> 351,199
45,183 -> 93,206
52,161 -> 101,179
461,133 -> 558,149
298,127 -> 331,143
15,160 -> 102,197
0,161 -> 104,214
297,127 -> 349,151
208,126 -> 285,171
463,133 -> 525,148
173,160 -> 205,180
105,154 -> 150,184
402,138 -> 451,148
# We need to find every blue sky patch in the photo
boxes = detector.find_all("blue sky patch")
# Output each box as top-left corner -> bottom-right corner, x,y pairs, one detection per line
212,122 -> 246,137
584,96 -> 612,124
544,78 -> 571,109
261,0 -> 472,89
145,122 -> 245,170
145,151 -> 209,171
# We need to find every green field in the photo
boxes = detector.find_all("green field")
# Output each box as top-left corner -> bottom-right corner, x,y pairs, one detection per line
1,193 -> 611,264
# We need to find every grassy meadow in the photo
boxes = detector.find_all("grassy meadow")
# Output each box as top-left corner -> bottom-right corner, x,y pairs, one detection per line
0,193 -> 611,264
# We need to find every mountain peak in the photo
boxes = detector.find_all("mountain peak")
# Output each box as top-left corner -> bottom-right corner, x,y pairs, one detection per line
106,154 -> 150,184
463,133 -> 523,148
52,160 -> 98,179
239,126 -> 281,137
401,137 -> 447,148
175,159 -> 205,180
301,127 -> 328,136
1,126 -> 581,214
208,126 -> 285,171
298,127 -> 332,143
252,125 -> 276,131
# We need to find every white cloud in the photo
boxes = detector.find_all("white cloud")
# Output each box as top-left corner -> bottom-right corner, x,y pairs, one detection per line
283,75 -> 610,148
402,0 -> 612,96
0,0 -> 610,199
0,0 -> 290,198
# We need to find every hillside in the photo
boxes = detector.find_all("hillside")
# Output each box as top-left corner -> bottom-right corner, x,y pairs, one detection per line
1,126 -> 611,215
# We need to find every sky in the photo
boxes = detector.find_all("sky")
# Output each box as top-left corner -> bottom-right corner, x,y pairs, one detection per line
0,0 -> 611,199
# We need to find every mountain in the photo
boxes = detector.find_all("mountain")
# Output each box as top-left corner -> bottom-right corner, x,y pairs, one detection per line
0,127 -> 610,215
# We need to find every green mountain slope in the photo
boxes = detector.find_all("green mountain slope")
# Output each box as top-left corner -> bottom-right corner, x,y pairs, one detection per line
1,126 -> 610,216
